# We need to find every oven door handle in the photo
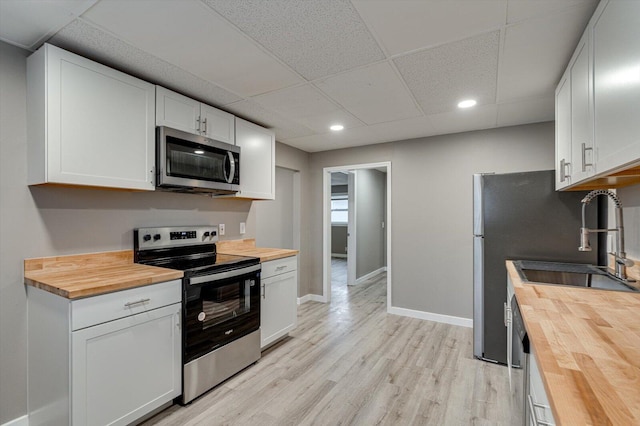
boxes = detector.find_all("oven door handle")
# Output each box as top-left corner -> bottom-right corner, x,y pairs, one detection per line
189,264 -> 261,285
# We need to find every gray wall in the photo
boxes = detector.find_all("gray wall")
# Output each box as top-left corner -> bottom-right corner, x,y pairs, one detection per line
255,167 -> 296,250
355,169 -> 386,278
309,122 -> 557,318
331,226 -> 348,255
0,41 -> 257,424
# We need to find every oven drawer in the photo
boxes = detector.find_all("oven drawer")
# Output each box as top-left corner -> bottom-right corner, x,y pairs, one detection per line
71,279 -> 182,331
262,256 -> 297,279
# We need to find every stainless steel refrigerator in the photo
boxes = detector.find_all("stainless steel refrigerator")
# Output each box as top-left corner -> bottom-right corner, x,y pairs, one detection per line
473,170 -> 600,364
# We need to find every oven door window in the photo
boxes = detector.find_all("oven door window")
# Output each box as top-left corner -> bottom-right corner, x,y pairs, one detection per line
166,136 -> 231,183
201,280 -> 250,329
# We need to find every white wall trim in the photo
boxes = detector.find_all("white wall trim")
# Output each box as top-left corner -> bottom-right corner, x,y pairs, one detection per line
387,306 -> 473,328
297,294 -> 326,305
1,415 -> 29,426
353,266 -> 386,285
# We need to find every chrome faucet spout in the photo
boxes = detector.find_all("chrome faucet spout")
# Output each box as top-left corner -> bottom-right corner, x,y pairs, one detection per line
579,190 -> 634,282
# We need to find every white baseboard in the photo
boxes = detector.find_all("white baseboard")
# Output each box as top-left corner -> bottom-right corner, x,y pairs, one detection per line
297,293 -> 326,304
353,266 -> 386,285
387,306 -> 473,328
1,415 -> 28,426
331,253 -> 347,258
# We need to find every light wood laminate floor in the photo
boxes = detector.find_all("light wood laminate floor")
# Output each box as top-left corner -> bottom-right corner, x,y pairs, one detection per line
143,263 -> 517,425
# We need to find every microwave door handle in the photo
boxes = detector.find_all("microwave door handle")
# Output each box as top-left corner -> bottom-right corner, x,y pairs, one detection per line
225,152 -> 235,184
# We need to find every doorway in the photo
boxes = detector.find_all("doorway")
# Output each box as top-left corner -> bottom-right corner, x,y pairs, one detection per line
322,162 -> 392,308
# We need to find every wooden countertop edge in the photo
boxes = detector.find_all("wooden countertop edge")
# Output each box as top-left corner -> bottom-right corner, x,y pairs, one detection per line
506,260 -> 640,425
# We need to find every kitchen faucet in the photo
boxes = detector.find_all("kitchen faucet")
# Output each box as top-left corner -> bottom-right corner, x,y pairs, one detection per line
579,189 -> 635,282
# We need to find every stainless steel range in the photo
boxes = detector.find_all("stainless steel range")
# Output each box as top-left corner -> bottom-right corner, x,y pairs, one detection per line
134,226 -> 261,404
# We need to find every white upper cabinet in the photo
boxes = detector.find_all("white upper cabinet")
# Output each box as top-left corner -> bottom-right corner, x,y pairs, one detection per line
592,0 -> 640,173
555,72 -> 572,190
233,117 -> 276,200
156,86 -> 235,144
570,32 -> 595,183
555,0 -> 640,190
27,44 -> 156,191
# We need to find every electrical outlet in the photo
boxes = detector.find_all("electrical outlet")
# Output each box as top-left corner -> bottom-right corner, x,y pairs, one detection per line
219,224 -> 225,236
240,222 -> 246,234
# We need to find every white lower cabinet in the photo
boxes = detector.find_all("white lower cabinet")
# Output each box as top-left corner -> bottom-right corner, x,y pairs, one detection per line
28,280 -> 182,426
528,350 -> 556,426
260,256 -> 298,349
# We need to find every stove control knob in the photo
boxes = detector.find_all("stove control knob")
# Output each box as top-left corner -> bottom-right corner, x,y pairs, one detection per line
203,231 -> 210,237
143,234 -> 151,242
153,234 -> 161,241
211,230 -> 217,237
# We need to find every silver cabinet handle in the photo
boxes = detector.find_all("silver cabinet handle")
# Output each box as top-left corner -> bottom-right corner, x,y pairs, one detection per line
528,394 -> 554,426
261,283 -> 266,299
202,117 -> 208,134
275,265 -> 287,271
581,143 -> 593,172
124,298 -> 150,308
196,116 -> 201,133
559,158 -> 571,182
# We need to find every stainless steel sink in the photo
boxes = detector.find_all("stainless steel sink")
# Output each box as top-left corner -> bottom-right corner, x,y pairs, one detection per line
513,260 -> 638,292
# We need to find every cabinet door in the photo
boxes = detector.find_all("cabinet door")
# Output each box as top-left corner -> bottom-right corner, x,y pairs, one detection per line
555,74 -> 572,190
235,118 -> 275,200
45,45 -> 155,190
261,270 -> 297,348
71,304 -> 181,426
528,351 -> 556,425
200,104 -> 235,144
155,86 -> 201,135
570,33 -> 595,182
593,0 -> 640,173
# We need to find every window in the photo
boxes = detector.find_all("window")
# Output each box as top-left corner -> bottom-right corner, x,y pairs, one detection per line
331,195 -> 348,224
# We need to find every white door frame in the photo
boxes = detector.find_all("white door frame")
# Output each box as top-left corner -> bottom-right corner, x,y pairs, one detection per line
322,161 -> 392,309
347,171 -> 356,286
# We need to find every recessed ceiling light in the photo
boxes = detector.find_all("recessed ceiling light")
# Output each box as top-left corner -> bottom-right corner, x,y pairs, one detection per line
194,150 -> 205,154
458,99 -> 477,109
330,124 -> 344,131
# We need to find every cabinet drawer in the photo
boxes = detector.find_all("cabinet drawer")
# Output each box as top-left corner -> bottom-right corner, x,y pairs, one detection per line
71,279 -> 182,331
262,256 -> 297,279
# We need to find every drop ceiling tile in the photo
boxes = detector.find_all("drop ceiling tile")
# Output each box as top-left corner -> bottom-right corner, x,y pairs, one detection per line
298,110 -> 364,135
394,31 -> 500,115
497,97 -> 554,127
507,0 -> 598,24
498,4 -> 595,102
0,0 -> 97,50
50,19 -> 241,106
252,84 -> 340,120
283,128 -> 378,153
429,104 -> 498,135
364,116 -> 437,142
315,62 -> 422,125
224,100 -> 315,141
352,0 -> 506,56
203,0 -> 385,80
82,0 -> 302,97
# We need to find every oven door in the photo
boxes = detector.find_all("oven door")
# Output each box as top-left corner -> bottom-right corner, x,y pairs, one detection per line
183,264 -> 260,364
157,126 -> 240,193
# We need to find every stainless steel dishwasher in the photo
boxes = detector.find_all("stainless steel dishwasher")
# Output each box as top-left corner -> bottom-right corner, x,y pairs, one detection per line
510,296 -> 529,426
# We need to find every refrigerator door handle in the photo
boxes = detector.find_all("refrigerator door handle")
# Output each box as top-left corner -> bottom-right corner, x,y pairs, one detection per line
473,174 -> 485,236
473,235 -> 484,359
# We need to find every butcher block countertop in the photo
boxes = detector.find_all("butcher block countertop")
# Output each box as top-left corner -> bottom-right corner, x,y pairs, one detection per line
506,260 -> 640,425
217,239 -> 298,262
24,250 -> 183,299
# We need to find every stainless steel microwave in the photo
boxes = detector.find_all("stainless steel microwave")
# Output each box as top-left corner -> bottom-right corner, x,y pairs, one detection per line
156,126 -> 240,194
